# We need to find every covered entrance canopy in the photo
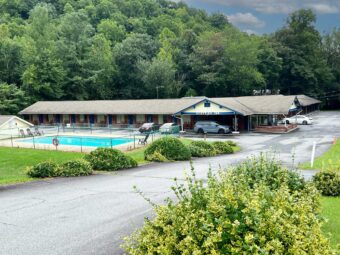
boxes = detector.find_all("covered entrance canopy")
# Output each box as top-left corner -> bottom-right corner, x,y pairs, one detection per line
174,98 -> 248,131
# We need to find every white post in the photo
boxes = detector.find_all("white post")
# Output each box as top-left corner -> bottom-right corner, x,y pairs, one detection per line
180,116 -> 184,132
311,141 -> 316,168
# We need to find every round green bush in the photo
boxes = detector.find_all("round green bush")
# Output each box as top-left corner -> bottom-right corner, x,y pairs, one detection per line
144,137 -> 191,161
27,161 -> 59,178
188,140 -> 216,157
230,154 -> 306,192
57,159 -> 93,177
212,141 -> 233,154
313,171 -> 340,196
124,156 -> 332,254
85,148 -> 137,171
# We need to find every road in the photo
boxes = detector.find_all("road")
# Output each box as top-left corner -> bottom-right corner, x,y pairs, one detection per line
0,111 -> 339,255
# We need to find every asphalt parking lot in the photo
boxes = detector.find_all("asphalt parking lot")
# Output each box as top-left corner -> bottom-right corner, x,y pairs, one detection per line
0,111 -> 339,255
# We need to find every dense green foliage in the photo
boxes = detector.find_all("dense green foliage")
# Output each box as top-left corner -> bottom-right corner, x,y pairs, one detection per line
57,159 -> 93,177
124,155 -> 334,254
26,161 -> 59,178
0,1 -> 339,114
212,141 -> 233,154
85,148 -> 137,171
27,159 -> 93,177
0,147 -> 84,184
188,140 -> 216,157
144,137 -> 191,161
313,171 -> 340,196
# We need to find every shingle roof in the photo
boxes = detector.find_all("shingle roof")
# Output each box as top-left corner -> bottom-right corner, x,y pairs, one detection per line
19,98 -> 205,115
19,95 -> 320,116
296,95 -> 321,106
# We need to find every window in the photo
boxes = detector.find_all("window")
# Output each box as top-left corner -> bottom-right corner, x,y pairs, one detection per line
117,115 -> 124,124
204,102 -> 211,108
158,115 -> 164,124
79,115 -> 85,122
137,115 -> 145,123
63,114 -> 69,123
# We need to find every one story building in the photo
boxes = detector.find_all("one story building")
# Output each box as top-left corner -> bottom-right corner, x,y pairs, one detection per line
19,95 -> 320,131
0,115 -> 34,136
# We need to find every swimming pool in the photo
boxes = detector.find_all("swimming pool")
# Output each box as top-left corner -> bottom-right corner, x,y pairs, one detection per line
18,136 -> 134,147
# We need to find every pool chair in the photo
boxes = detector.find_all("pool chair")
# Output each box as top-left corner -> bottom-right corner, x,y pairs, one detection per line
138,133 -> 150,145
26,128 -> 34,137
34,127 -> 42,136
19,129 -> 25,137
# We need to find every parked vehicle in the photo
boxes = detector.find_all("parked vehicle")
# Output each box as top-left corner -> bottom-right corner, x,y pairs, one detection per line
194,121 -> 231,134
159,123 -> 180,134
283,115 -> 313,125
139,123 -> 158,133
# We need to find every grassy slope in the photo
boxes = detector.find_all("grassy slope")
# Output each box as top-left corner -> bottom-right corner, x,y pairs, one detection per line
301,141 -> 340,170
0,147 -> 83,185
321,197 -> 340,249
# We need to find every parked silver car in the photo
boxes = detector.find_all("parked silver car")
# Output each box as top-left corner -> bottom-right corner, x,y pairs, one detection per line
194,121 -> 231,134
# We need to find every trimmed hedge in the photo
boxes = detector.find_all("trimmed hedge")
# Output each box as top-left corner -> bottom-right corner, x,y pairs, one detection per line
144,137 -> 191,161
85,148 -> 137,171
124,155 -> 333,254
27,160 -> 93,178
313,171 -> 340,196
188,140 -> 216,157
27,161 -> 59,178
212,141 -> 234,154
57,159 -> 93,177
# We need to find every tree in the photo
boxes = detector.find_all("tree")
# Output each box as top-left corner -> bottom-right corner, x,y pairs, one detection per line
56,9 -> 95,99
113,33 -> 159,98
21,3 -> 65,101
257,39 -> 283,92
190,28 -> 264,97
138,58 -> 181,98
0,83 -> 29,115
0,24 -> 22,85
274,9 -> 334,96
86,34 -> 116,99
97,19 -> 125,44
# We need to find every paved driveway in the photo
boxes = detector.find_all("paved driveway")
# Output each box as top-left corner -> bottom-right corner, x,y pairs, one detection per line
0,111 -> 339,255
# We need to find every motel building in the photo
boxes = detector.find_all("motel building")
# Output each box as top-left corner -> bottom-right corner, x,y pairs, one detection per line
19,95 -> 320,132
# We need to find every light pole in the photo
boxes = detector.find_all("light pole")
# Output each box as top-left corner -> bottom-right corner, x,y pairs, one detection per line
156,86 -> 164,99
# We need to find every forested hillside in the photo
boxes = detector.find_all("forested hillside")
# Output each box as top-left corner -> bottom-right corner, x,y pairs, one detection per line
0,0 -> 339,114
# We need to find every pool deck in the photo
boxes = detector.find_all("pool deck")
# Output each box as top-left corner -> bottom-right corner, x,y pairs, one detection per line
0,133 -> 158,153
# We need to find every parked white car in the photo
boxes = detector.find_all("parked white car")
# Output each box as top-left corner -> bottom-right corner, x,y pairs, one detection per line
159,123 -> 180,134
283,115 -> 313,125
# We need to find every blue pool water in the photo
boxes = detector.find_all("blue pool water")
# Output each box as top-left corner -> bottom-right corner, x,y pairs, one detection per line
18,136 -> 133,147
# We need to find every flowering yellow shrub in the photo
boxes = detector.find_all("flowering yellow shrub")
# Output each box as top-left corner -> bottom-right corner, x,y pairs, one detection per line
123,155 -> 334,255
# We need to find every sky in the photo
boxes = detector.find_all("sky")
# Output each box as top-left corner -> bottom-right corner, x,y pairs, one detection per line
182,0 -> 340,35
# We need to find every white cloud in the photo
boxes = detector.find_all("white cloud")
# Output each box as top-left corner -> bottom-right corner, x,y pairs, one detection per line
306,3 -> 339,14
228,12 -> 265,28
191,0 -> 340,14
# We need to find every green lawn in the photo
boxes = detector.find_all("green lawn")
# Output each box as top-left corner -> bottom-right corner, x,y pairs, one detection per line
301,141 -> 340,170
0,147 -> 83,185
321,196 -> 340,249
0,138 -> 241,185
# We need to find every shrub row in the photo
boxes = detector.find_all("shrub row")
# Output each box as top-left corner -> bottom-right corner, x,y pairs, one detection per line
145,137 -> 236,162
27,160 -> 92,178
27,148 -> 138,178
123,155 -> 334,254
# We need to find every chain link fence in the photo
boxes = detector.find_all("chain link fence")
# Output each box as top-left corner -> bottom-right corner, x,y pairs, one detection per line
0,124 -> 179,153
